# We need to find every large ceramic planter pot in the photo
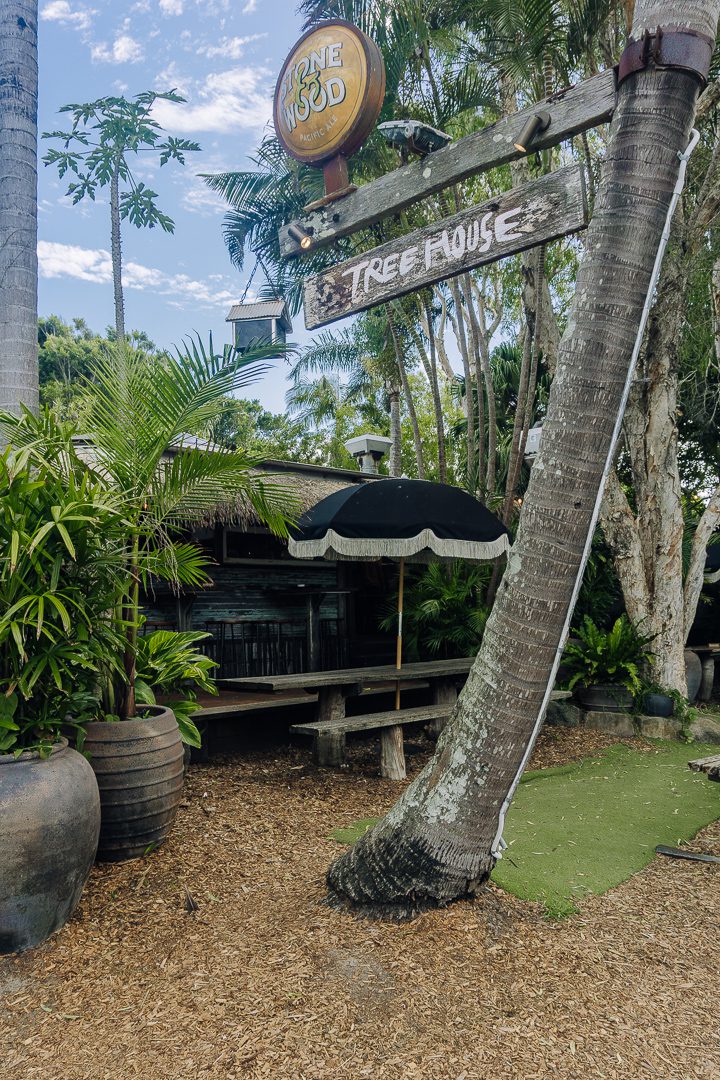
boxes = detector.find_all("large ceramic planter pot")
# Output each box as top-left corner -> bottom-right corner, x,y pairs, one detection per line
575,683 -> 634,712
0,740 -> 100,954
83,705 -> 184,862
642,692 -> 674,718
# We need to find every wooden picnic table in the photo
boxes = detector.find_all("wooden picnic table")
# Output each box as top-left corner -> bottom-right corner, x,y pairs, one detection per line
218,658 -> 473,778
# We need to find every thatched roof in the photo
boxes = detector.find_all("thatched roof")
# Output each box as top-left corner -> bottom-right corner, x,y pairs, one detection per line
70,436 -> 376,529
206,458 -> 376,528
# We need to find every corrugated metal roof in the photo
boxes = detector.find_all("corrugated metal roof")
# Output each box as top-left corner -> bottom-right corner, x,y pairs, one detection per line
225,301 -> 292,331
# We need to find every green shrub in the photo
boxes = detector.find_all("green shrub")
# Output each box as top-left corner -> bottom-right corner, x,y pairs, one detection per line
563,615 -> 654,694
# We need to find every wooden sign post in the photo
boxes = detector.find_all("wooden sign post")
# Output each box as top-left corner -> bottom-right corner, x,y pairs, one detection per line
280,69 -> 615,257
304,165 -> 588,329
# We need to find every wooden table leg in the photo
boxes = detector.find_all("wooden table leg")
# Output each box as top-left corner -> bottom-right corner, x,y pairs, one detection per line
380,726 -> 406,780
313,685 -> 346,767
428,679 -> 458,737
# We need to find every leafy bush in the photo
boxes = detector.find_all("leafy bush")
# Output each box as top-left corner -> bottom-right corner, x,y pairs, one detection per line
134,630 -> 217,747
563,615 -> 654,694
382,561 -> 491,660
0,445 -> 126,754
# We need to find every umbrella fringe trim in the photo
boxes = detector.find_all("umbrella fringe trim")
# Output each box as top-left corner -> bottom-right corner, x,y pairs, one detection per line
288,530 -> 510,562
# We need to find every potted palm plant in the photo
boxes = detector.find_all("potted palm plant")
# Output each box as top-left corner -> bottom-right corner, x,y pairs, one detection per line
563,615 -> 654,712
2,338 -> 294,862
0,441 -> 127,951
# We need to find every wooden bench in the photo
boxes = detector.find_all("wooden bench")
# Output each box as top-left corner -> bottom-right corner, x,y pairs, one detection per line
689,754 -> 720,782
291,703 -> 453,774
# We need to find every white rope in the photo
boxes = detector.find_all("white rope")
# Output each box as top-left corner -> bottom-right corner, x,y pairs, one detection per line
491,128 -> 701,861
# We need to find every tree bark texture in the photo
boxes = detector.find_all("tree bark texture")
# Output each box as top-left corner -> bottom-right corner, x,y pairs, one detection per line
0,0 -> 38,415
388,387 -> 402,478
326,0 -> 718,917
110,165 -> 125,342
601,111 -> 720,691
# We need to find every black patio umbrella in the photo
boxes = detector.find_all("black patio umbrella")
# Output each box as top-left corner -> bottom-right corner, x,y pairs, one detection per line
288,478 -> 509,705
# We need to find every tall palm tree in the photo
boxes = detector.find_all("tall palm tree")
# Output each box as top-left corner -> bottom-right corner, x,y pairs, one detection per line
0,0 -> 39,416
327,0 -> 720,916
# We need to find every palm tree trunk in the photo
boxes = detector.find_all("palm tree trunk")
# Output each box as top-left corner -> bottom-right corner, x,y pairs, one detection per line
110,163 -> 126,342
327,0 -> 718,917
423,297 -> 447,483
388,306 -> 425,479
0,0 -> 38,416
388,386 -> 402,477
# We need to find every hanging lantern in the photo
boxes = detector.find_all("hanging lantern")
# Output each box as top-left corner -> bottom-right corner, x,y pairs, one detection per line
524,421 -> 543,464
225,300 -> 292,358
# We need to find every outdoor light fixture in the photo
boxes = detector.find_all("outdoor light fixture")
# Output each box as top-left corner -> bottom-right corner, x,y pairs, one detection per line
513,110 -> 551,154
287,223 -> 313,251
378,119 -> 451,157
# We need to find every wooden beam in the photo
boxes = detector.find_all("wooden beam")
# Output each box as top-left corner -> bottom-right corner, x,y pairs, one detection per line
279,70 -> 615,257
304,165 -> 587,330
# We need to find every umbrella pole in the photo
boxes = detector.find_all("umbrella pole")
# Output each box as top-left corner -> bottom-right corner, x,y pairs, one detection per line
395,557 -> 404,710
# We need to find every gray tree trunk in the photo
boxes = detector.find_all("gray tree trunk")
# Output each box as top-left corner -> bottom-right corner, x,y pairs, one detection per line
601,99 -> 720,693
388,386 -> 402,477
110,164 -> 125,342
327,0 -> 719,917
0,0 -> 38,415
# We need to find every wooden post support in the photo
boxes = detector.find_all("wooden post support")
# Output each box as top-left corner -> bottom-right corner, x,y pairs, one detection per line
314,728 -> 347,767
380,725 -> 406,780
303,165 -> 587,329
427,680 -> 458,738
279,70 -> 615,257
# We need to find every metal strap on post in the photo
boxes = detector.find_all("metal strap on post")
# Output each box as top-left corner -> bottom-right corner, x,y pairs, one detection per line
618,27 -> 715,87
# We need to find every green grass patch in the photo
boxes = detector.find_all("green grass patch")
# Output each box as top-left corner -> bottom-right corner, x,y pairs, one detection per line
330,742 -> 720,918
493,741 -> 719,917
329,817 -> 380,845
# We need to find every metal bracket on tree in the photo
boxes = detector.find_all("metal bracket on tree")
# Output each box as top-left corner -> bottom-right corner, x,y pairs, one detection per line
617,27 -> 715,87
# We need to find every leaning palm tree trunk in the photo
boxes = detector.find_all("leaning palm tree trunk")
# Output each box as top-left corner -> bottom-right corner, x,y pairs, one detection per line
327,0 -> 719,917
0,0 -> 38,415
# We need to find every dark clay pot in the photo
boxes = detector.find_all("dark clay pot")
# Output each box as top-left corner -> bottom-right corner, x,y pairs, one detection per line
684,650 -> 702,702
642,692 -> 674,718
83,705 -> 184,862
575,683 -> 634,712
0,740 -> 100,954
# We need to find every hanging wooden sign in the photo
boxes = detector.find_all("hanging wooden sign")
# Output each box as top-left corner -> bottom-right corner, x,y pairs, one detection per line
303,165 -> 587,329
273,20 -> 385,206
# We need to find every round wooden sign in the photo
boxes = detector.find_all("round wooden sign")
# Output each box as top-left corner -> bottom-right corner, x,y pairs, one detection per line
273,20 -> 386,166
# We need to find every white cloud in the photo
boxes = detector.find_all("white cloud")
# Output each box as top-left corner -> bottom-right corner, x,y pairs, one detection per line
152,67 -> 272,134
38,241 -> 238,309
242,0 -> 257,12
41,0 -> 95,30
196,32 -> 266,60
92,33 -> 144,64
159,0 -> 183,14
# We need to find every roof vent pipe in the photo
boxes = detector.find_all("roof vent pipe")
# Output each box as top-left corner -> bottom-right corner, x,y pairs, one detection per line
343,434 -> 393,475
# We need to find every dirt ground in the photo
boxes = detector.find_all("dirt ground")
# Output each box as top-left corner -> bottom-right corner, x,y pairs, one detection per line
2,726 -> 719,1080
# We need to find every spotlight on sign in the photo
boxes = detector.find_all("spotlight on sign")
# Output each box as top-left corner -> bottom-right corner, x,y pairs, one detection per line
378,119 -> 451,157
513,111 -> 551,154
287,223 -> 313,251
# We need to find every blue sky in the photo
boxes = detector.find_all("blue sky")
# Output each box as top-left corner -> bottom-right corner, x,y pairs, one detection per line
38,0 -> 310,411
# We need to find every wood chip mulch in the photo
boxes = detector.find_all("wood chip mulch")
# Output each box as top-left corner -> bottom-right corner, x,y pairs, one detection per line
2,727 -> 719,1080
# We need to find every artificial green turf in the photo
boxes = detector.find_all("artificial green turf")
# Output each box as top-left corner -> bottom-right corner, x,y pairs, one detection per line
330,742 -> 720,918
492,741 -> 719,916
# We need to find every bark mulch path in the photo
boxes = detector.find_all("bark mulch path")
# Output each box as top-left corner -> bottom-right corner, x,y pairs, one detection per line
2,727 -> 719,1080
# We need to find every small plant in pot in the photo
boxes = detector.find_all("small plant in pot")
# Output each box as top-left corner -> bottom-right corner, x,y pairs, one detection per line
563,615 -> 654,713
2,339 -> 293,862
0,444 -> 127,952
